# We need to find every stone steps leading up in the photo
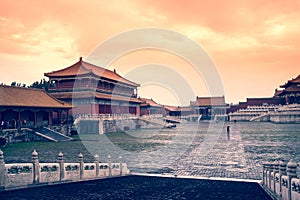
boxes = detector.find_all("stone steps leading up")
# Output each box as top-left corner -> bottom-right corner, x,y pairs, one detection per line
32,127 -> 72,142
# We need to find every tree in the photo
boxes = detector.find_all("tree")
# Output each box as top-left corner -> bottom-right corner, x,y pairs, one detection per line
28,78 -> 54,91
8,78 -> 53,91
10,81 -> 24,87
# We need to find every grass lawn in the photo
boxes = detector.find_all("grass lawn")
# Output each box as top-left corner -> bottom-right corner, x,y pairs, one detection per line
0,135 -> 95,163
0,131 -> 164,164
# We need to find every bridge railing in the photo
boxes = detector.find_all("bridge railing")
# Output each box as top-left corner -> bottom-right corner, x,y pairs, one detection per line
262,160 -> 300,200
75,114 -> 138,120
0,149 -> 129,190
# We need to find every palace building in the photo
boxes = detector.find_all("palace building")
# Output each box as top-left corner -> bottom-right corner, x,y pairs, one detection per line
0,85 -> 71,128
190,96 -> 227,119
139,98 -> 165,116
274,74 -> 300,104
164,105 -> 193,117
44,57 -> 141,116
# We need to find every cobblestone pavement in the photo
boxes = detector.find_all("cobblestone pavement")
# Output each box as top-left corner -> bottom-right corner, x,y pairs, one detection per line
0,175 -> 271,200
171,128 -> 262,180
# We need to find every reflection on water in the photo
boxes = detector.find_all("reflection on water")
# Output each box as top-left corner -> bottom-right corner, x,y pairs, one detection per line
79,122 -> 300,180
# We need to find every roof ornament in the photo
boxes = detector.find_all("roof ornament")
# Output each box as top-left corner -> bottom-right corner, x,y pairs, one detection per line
79,57 -> 82,61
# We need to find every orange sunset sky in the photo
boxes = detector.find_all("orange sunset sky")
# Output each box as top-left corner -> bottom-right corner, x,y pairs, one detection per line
0,0 -> 299,105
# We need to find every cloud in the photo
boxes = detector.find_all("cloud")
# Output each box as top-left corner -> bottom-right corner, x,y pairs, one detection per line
0,17 -> 78,56
0,0 -> 300,103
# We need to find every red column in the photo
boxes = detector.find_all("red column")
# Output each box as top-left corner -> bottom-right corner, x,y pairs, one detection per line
95,104 -> 99,115
48,111 -> 51,126
34,111 -> 37,128
103,105 -> 106,114
66,110 -> 69,124
59,111 -> 62,125
105,105 -> 108,114
136,106 -> 140,116
18,111 -> 21,121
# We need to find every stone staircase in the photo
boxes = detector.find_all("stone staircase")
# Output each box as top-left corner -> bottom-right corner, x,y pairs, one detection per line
139,117 -> 176,128
32,127 -> 72,142
249,113 -> 270,122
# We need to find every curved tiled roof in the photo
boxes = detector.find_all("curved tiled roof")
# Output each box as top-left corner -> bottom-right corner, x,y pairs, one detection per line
289,74 -> 300,83
44,58 -> 139,87
280,74 -> 300,88
178,106 -> 192,112
163,105 -> 191,112
0,85 -> 72,108
163,105 -> 179,111
191,96 -> 226,107
274,89 -> 284,96
139,98 -> 163,107
284,85 -> 300,93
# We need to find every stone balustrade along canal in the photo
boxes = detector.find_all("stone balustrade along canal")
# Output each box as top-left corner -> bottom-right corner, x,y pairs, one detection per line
0,149 -> 129,190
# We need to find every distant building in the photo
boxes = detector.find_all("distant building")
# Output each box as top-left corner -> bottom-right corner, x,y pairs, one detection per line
139,97 -> 193,117
190,96 -> 227,119
246,97 -> 285,106
226,97 -> 285,114
164,105 -> 192,117
139,98 -> 165,116
0,85 -> 71,128
227,74 -> 300,114
274,74 -> 300,104
45,57 -> 141,116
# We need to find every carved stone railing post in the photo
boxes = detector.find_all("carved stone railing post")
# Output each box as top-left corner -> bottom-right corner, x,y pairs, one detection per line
0,149 -> 7,189
263,163 -> 270,185
269,162 -> 274,189
107,155 -> 112,176
57,151 -> 64,181
119,156 -> 122,176
78,153 -> 84,180
94,154 -> 99,177
264,162 -> 271,188
279,160 -> 287,195
263,163 -> 266,185
287,159 -> 297,200
273,161 -> 279,194
32,150 -> 40,184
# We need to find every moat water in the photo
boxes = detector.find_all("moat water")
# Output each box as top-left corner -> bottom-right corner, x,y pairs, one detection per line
79,121 -> 300,180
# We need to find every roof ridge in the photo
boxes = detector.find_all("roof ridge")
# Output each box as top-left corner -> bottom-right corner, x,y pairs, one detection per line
82,60 -> 107,71
45,58 -> 140,87
82,60 -> 140,86
196,96 -> 225,99
44,59 -> 90,76
291,74 -> 300,81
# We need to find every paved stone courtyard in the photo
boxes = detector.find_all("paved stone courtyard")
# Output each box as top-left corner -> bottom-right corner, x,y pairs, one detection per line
170,128 -> 262,180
